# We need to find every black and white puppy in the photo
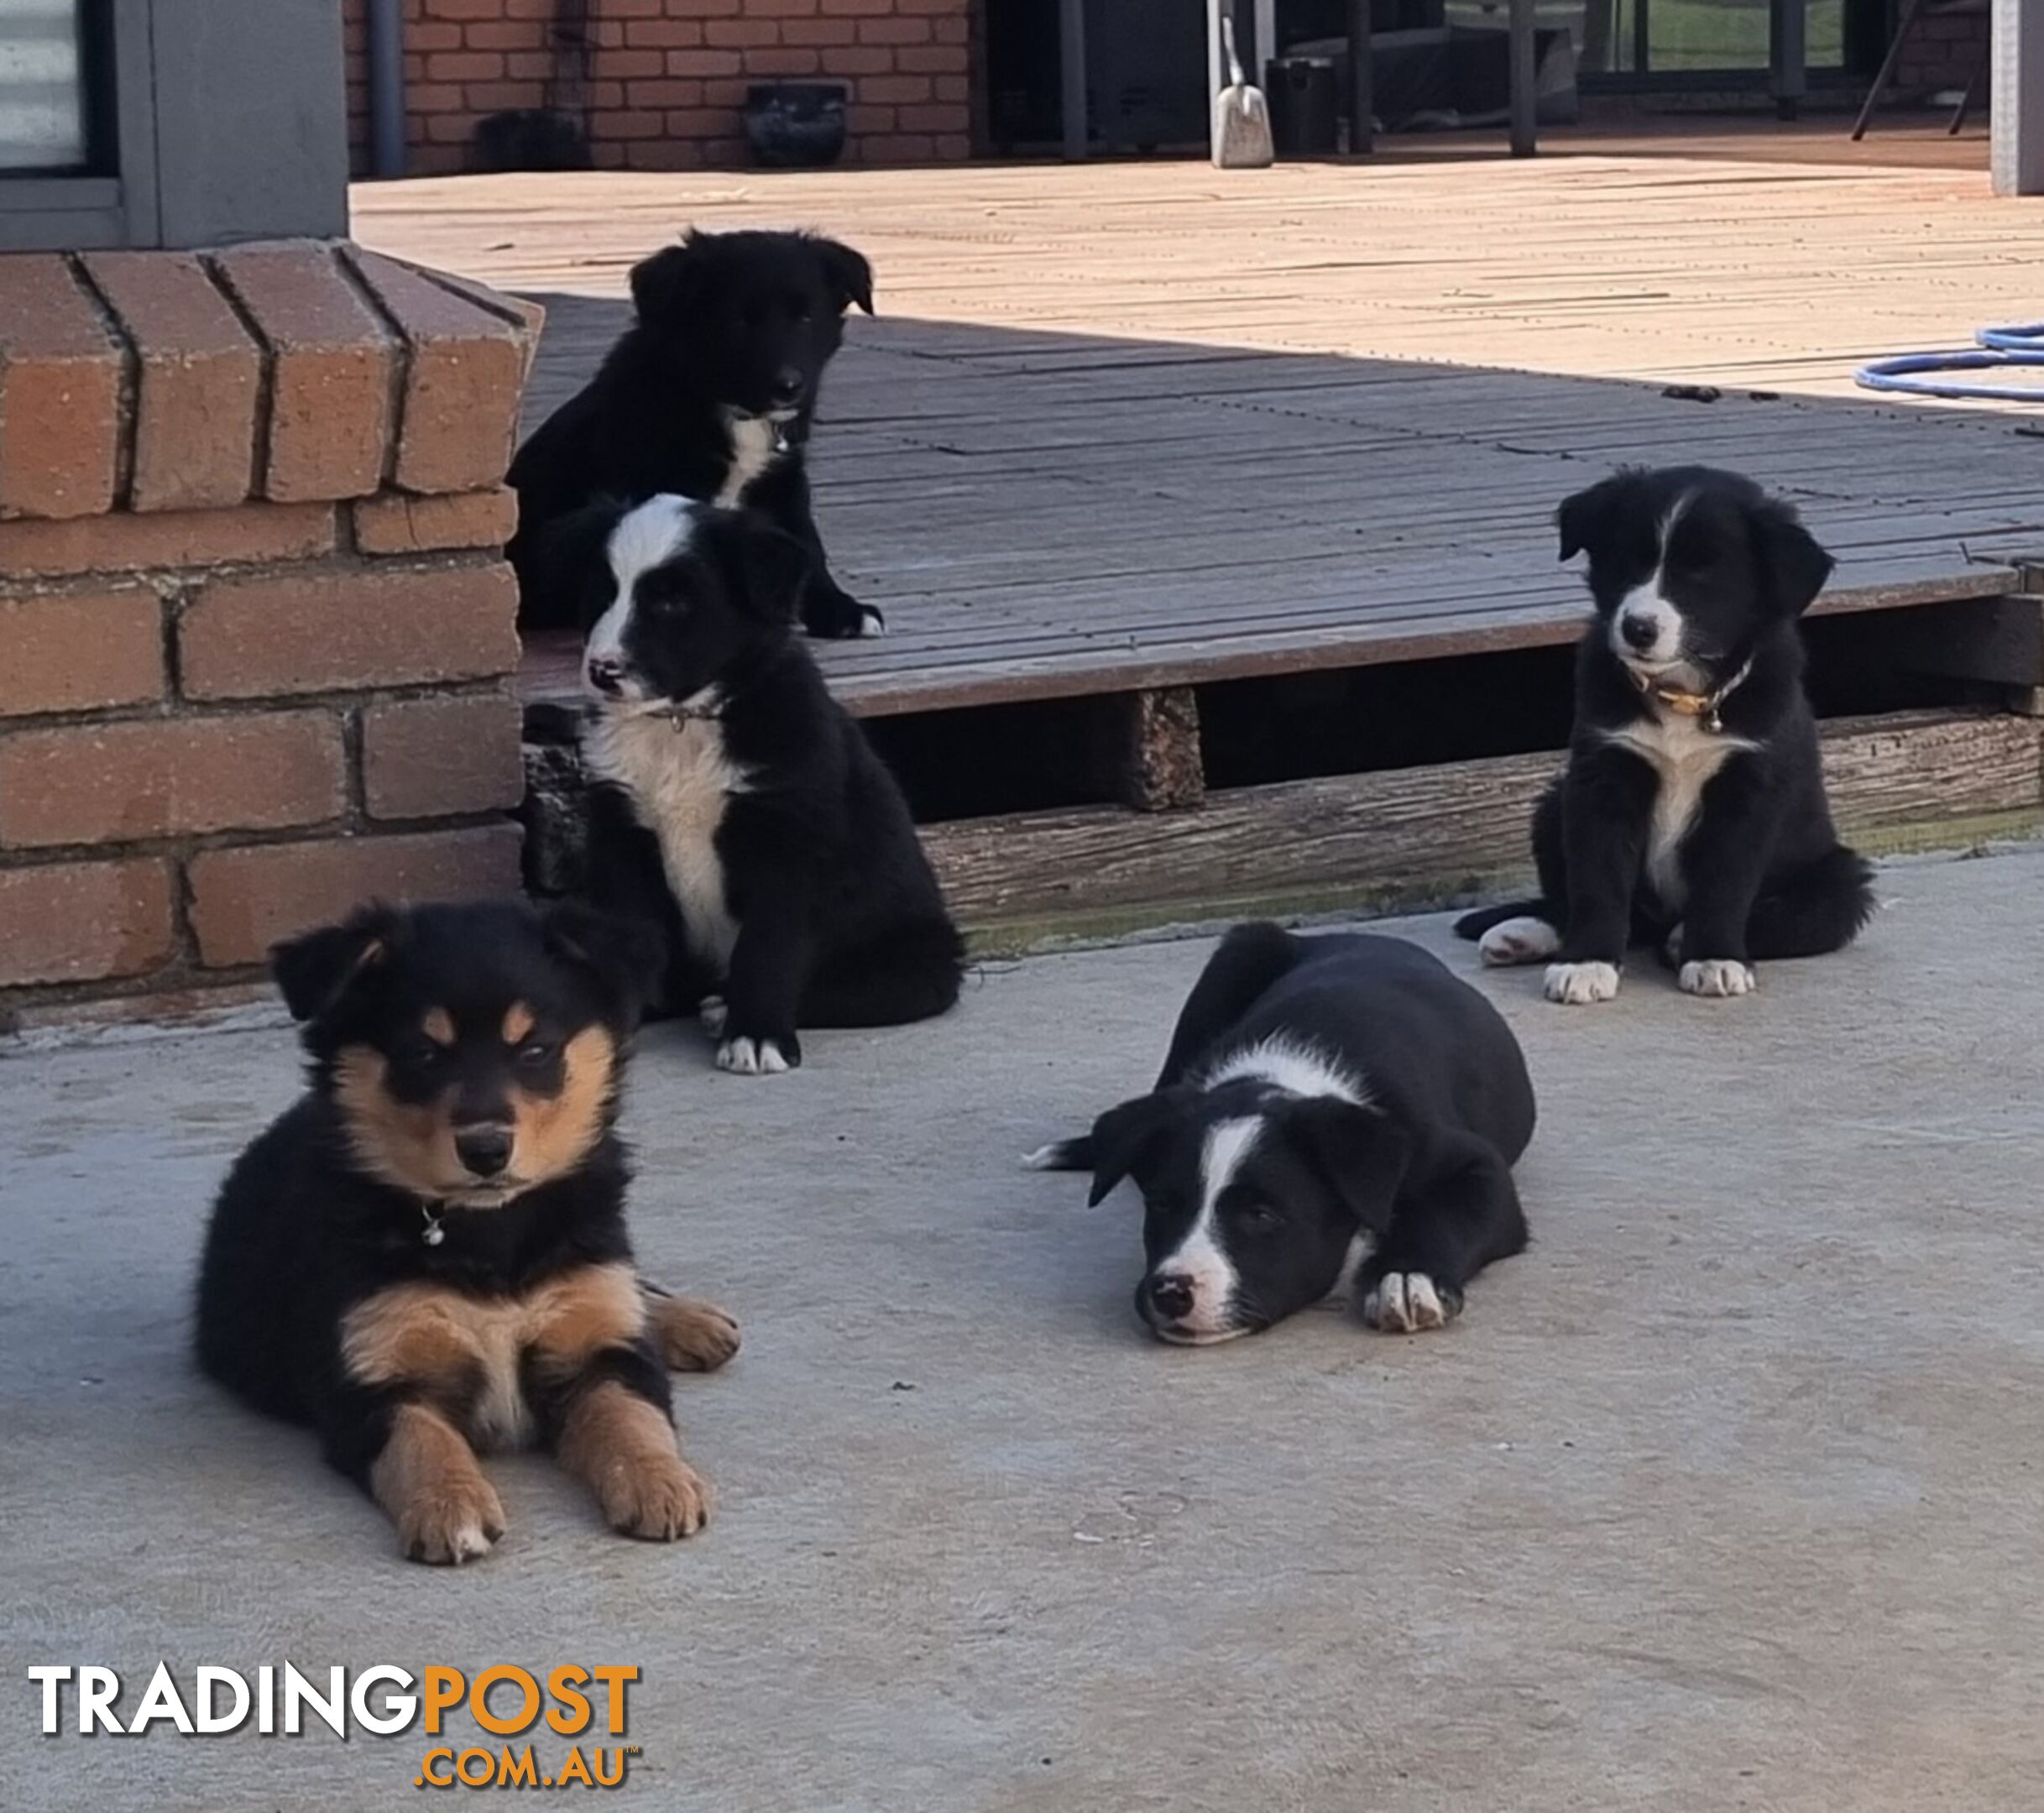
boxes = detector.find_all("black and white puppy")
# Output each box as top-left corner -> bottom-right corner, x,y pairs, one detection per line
510,228 -> 881,640
1457,466 -> 1874,1005
569,494 -> 964,1074
1032,925 -> 1533,1344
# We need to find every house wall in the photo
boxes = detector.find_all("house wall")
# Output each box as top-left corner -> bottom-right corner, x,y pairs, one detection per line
342,0 -> 975,176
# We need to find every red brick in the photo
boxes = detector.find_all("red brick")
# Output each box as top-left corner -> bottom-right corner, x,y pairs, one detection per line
504,51 -> 557,77
426,114 -> 484,144
422,0 -> 506,18
625,18 -> 703,44
900,101 -> 968,130
893,0 -> 970,11
859,16 -> 933,43
631,141 -> 710,170
667,49 -> 745,76
860,74 -> 933,102
353,486 -> 517,555
0,858 -> 176,986
345,252 -> 529,494
0,591 -> 163,718
0,255 -> 122,520
188,824 -> 523,967
629,77 -> 707,107
0,712 -> 344,849
934,133 -> 971,159
180,562 -> 518,701
361,691 -> 522,820
844,101 -> 897,131
211,244 -> 395,504
933,72 -> 970,102
464,21 -> 548,50
425,50 -> 503,80
599,48 -> 667,76
706,18 -> 780,45
745,48 -> 821,74
0,502 -> 335,580
405,81 -> 468,112
897,44 -> 968,72
749,0 -> 821,11
821,0 -> 896,13
862,133 -> 937,160
82,252 -> 260,514
410,22 -> 465,50
782,18 -> 857,44
593,110 -> 667,141
822,47 -> 896,76
463,81 -> 547,110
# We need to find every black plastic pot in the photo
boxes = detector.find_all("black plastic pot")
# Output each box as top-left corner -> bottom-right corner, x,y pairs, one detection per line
742,83 -> 849,169
1266,57 -> 1340,157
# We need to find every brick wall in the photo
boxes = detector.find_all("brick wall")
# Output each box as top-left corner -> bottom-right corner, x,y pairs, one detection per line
0,243 -> 541,1027
342,0 -> 975,177
1891,10 -> 1989,104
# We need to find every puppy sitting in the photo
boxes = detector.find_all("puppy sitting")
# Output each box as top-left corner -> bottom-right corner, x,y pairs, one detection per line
568,494 -> 964,1074
510,227 -> 880,640
1032,925 -> 1533,1343
1457,466 -> 1874,1005
196,899 -> 740,1565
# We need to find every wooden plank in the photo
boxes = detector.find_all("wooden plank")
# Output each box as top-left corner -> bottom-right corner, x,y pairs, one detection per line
925,709 -> 2044,933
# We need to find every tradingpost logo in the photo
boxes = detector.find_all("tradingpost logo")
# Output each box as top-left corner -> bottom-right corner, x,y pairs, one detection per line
29,1662 -> 645,1789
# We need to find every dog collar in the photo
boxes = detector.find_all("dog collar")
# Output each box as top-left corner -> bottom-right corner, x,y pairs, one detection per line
665,698 -> 724,729
1628,656 -> 1752,734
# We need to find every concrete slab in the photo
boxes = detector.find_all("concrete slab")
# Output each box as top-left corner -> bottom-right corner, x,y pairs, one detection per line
4,847 -> 2043,1811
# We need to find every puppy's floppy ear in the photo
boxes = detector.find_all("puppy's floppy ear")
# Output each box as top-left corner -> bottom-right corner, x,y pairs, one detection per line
1555,471 -> 1641,563
727,513 -> 813,623
542,901 -> 667,1031
270,903 -> 401,1023
1751,499 -> 1833,618
812,235 -> 874,316
1287,1097 -> 1409,1232
1084,1089 -> 1188,1207
630,238 -> 705,326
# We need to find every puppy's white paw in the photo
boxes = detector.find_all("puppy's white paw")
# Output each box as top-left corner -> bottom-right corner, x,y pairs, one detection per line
1362,1272 -> 1458,1334
698,995 -> 729,1037
857,609 -> 886,639
1679,958 -> 1755,998
1477,916 -> 1560,968
716,1035 -> 793,1076
1544,960 -> 1620,1006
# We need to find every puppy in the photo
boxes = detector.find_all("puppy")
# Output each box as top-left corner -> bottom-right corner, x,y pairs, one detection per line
1032,925 -> 1533,1343
1457,466 -> 1874,1005
195,898 -> 740,1565
567,494 -> 964,1074
510,227 -> 880,640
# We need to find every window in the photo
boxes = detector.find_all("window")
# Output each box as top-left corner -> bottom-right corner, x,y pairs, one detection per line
0,0 -> 93,172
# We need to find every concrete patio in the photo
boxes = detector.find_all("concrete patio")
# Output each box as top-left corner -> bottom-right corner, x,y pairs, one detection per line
3,842 -> 2042,1810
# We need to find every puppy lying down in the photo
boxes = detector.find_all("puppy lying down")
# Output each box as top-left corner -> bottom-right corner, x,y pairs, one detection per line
1032,924 -> 1534,1344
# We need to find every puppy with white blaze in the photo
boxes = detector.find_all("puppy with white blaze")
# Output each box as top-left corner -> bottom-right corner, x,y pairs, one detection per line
1456,466 -> 1874,1006
1031,926 -> 1534,1344
563,494 -> 964,1074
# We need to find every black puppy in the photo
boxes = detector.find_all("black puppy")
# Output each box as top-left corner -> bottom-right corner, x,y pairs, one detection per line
1457,466 -> 1874,1004
510,227 -> 879,640
569,494 -> 964,1074
195,899 -> 741,1564
1032,925 -> 1533,1344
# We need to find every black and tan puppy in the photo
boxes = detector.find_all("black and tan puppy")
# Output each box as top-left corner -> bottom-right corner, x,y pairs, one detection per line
1457,466 -> 1874,1004
195,898 -> 739,1565
510,227 -> 880,640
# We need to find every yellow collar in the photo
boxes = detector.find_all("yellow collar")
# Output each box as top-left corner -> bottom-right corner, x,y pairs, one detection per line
1628,657 -> 1751,734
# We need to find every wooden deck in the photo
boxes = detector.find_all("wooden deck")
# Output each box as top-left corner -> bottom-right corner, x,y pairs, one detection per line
358,144 -> 2044,723
355,147 -> 2044,934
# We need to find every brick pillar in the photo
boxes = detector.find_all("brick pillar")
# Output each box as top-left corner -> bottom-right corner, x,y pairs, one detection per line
0,242 -> 541,1027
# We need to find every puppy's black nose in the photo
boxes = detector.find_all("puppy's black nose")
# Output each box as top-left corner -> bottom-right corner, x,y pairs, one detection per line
586,655 -> 625,696
771,366 -> 805,405
453,1126 -> 514,1178
1147,1273 -> 1195,1321
1619,612 -> 1658,650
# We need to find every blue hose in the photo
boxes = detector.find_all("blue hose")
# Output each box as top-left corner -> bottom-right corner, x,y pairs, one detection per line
1855,323 -> 2044,401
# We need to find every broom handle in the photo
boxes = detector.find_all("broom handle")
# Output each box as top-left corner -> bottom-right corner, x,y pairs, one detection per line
1221,9 -> 1247,91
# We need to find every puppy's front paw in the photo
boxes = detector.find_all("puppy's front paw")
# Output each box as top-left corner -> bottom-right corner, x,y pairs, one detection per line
698,994 -> 729,1037
716,1033 -> 799,1075
596,1450 -> 713,1541
1362,1272 -> 1462,1334
1679,958 -> 1756,998
855,604 -> 886,638
1545,960 -> 1620,1005
802,591 -> 881,640
648,1293 -> 741,1372
1477,916 -> 1560,968
396,1475 -> 505,1566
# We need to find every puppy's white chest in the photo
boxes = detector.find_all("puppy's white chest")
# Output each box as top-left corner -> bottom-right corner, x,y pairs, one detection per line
585,712 -> 746,969
1602,714 -> 1755,907
716,415 -> 785,507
